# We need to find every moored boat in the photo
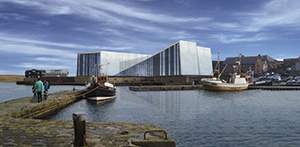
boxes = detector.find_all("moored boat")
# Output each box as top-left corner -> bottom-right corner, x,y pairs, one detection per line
201,51 -> 249,91
85,76 -> 116,102
201,75 -> 249,91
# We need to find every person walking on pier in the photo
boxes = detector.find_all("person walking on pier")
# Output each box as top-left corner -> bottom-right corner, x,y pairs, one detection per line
35,78 -> 44,103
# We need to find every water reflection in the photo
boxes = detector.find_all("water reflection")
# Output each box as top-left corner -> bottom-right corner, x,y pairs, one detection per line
51,86 -> 300,146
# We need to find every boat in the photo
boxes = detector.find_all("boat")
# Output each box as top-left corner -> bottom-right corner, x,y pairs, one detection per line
201,75 -> 249,91
85,76 -> 116,102
201,52 -> 249,91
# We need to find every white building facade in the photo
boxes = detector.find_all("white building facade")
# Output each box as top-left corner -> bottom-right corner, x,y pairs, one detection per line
77,51 -> 150,76
77,40 -> 213,77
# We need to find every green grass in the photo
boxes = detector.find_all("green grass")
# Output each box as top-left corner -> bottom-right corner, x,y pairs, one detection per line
0,75 -> 25,82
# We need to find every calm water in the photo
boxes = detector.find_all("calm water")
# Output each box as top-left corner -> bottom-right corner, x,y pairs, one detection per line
50,86 -> 300,147
1,83 -> 300,146
0,82 -> 85,103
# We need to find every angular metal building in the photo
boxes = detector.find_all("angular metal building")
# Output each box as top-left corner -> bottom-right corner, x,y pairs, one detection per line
77,51 -> 150,76
77,40 -> 213,77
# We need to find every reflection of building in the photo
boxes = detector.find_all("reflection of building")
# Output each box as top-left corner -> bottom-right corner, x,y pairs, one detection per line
25,69 -> 45,78
77,40 -> 213,77
223,54 -> 277,77
25,69 -> 69,78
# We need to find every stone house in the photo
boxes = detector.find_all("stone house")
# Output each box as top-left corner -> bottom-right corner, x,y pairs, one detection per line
283,56 -> 300,76
222,54 -> 277,77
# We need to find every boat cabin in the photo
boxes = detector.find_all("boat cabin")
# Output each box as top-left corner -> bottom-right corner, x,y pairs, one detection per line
97,76 -> 108,85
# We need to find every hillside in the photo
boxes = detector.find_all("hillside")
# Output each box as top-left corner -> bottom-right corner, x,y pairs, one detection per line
0,75 -> 25,82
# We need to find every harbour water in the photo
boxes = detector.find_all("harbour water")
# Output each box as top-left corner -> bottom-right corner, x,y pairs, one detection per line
1,83 -> 300,146
51,86 -> 300,146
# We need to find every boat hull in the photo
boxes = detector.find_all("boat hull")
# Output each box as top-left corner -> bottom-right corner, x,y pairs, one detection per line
88,96 -> 116,102
201,79 -> 248,91
202,84 -> 248,91
86,85 -> 116,97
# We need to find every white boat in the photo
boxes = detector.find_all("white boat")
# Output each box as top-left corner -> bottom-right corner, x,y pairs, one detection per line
88,95 -> 116,102
201,75 -> 248,91
201,51 -> 249,91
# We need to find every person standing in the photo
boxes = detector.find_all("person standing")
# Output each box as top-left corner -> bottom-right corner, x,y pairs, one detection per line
44,80 -> 49,99
35,78 -> 44,102
32,79 -> 37,99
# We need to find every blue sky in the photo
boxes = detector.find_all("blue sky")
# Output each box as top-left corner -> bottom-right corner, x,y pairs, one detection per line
0,0 -> 300,76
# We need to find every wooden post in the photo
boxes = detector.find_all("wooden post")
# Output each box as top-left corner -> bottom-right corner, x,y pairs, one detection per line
73,113 -> 87,146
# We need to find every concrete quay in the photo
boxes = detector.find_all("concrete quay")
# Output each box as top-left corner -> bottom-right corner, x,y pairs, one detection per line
248,85 -> 300,90
0,89 -> 85,118
0,89 -> 175,146
0,117 -> 175,147
129,85 -> 203,91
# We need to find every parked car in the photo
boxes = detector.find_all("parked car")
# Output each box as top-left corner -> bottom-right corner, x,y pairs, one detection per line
294,76 -> 300,84
286,76 -> 296,85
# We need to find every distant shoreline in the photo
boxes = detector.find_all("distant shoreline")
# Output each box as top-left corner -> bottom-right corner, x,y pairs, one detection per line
0,75 -> 25,82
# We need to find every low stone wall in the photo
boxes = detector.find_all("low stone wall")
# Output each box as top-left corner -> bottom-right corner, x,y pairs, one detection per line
0,89 -> 176,146
129,85 -> 203,91
0,117 -> 176,147
110,76 -> 193,85
1,90 -> 85,119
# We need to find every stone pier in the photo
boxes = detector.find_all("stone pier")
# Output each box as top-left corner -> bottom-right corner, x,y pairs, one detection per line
0,89 -> 176,146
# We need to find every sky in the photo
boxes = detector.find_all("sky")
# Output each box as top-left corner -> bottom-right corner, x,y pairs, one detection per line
0,0 -> 300,76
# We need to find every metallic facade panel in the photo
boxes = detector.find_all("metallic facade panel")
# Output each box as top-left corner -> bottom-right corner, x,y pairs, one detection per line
197,46 -> 213,76
77,40 -> 212,77
179,41 -> 199,75
153,54 -> 160,76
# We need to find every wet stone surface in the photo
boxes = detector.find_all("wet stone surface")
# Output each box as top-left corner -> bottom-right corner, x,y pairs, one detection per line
0,117 -> 173,146
0,89 -> 175,146
0,89 -> 81,117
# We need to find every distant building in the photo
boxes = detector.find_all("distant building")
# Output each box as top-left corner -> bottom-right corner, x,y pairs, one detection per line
25,69 -> 46,78
261,55 -> 278,72
283,56 -> 300,71
25,69 -> 68,78
283,56 -> 300,75
77,40 -> 213,77
45,69 -> 69,77
223,54 -> 277,77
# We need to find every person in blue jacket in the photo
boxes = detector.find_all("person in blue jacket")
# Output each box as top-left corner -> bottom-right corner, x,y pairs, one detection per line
35,78 -> 44,102
44,80 -> 49,99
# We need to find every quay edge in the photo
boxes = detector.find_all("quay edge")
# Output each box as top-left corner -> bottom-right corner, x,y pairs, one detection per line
0,117 -> 176,147
17,75 -> 210,86
0,89 -> 176,147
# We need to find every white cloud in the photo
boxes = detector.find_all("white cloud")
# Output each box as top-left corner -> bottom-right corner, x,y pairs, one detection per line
0,70 -> 11,74
210,33 -> 270,43
0,43 -> 76,58
0,0 -> 211,34
0,33 -> 131,51
12,62 -> 71,69
219,0 -> 300,32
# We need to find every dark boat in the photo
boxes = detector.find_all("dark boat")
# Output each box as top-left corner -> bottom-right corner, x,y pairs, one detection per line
85,76 -> 116,102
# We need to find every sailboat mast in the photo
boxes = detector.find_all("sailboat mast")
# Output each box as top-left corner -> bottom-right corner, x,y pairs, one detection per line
239,53 -> 242,74
218,51 -> 220,80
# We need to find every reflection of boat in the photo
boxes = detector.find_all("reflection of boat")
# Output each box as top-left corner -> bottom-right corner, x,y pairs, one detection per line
85,76 -> 116,102
201,51 -> 249,91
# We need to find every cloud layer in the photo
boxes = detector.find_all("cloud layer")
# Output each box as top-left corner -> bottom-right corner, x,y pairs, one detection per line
0,0 -> 299,75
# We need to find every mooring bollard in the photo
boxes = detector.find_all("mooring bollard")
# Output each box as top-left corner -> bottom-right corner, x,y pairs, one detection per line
73,113 -> 87,146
